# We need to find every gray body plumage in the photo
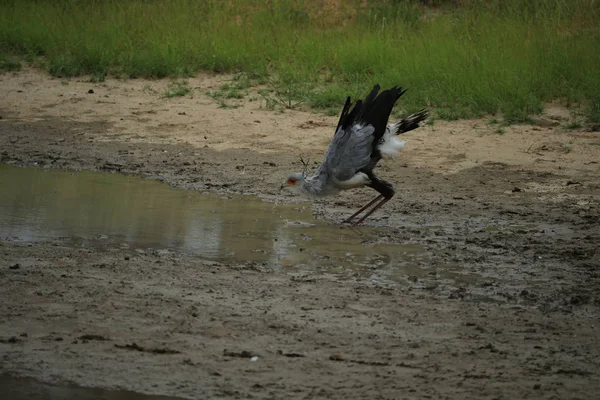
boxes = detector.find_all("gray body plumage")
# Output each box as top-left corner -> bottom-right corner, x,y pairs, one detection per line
300,123 -> 376,196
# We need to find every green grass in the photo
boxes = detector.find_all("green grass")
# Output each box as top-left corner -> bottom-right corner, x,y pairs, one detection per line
1,0 -> 599,121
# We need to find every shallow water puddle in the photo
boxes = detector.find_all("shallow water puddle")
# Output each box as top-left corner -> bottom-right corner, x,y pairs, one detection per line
0,374 -> 184,400
0,164 -> 424,280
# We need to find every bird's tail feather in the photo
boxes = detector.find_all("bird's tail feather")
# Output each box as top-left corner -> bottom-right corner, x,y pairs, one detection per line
389,109 -> 429,135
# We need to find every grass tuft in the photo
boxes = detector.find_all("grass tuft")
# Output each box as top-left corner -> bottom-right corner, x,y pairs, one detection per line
0,55 -> 21,72
162,81 -> 191,98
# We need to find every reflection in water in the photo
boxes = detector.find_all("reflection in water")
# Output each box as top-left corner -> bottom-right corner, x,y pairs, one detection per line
0,374 -> 184,400
0,164 -> 424,278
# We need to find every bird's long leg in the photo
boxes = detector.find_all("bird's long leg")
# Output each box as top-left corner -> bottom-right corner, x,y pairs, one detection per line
346,172 -> 395,226
353,196 -> 391,226
342,194 -> 383,224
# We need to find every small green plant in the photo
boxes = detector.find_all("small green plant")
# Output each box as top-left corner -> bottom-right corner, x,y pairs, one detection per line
495,127 -> 505,135
325,108 -> 339,117
142,84 -> 159,95
215,100 -> 241,109
208,88 -> 246,100
567,121 -> 583,130
89,72 -> 106,83
268,83 -> 306,109
206,90 -> 223,99
230,75 -> 254,90
425,117 -> 436,127
562,143 -> 573,153
257,89 -> 277,110
224,89 -> 245,99
163,81 -> 191,98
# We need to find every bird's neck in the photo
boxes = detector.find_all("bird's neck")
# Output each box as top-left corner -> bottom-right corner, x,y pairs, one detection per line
300,173 -> 330,196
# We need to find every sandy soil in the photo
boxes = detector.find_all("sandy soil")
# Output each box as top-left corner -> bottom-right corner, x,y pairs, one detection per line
1,68 -> 599,399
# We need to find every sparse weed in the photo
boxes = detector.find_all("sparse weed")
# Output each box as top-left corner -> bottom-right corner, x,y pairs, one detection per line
142,84 -> 159,95
230,74 -> 254,90
257,80 -> 307,110
587,98 -> 600,123
567,121 -> 583,130
163,81 -> 191,98
224,89 -> 245,99
216,100 -> 241,109
0,56 -> 21,72
209,88 -> 246,100
495,127 -> 505,135
257,89 -> 277,111
264,75 -> 311,110
325,108 -> 339,117
89,72 -> 106,83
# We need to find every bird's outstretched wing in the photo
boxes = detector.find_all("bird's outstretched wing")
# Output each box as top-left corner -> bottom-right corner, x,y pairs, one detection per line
315,123 -> 375,182
313,85 -> 405,183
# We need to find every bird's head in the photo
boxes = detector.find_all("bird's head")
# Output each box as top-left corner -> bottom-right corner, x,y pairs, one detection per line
280,172 -> 305,192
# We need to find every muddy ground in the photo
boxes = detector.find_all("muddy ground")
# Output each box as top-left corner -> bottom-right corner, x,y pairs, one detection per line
1,68 -> 599,399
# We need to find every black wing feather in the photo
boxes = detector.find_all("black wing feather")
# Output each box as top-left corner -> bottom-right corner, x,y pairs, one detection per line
335,96 -> 352,133
337,84 -> 406,141
393,109 -> 429,135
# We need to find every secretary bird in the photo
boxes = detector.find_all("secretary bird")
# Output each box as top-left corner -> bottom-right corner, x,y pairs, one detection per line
281,84 -> 428,225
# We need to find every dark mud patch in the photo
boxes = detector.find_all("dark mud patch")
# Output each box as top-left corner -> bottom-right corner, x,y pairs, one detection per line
114,343 -> 181,355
